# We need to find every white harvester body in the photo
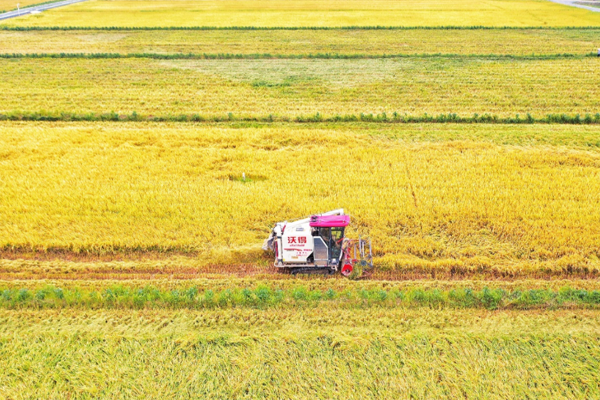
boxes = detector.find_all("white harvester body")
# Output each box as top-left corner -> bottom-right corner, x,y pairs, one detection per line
263,209 -> 373,276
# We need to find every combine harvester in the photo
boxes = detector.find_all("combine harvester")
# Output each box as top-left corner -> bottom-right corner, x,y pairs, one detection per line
263,209 -> 373,277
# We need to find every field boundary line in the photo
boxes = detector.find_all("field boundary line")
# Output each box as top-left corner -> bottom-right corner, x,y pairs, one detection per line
2,25 -> 600,31
1,285 -> 600,310
1,52 -> 597,60
2,111 -> 600,125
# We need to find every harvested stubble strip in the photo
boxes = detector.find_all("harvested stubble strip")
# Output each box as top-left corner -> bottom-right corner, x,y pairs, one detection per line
1,255 -> 600,281
5,276 -> 600,292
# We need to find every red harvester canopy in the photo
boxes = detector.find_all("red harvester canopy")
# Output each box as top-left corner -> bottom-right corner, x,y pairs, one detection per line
309,215 -> 350,227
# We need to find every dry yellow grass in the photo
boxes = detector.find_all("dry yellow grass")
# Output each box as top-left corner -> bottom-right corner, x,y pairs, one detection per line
0,122 -> 599,275
1,28 -> 599,55
4,0 -> 600,27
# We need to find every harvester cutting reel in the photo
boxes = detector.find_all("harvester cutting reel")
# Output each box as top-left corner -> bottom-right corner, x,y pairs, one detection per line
262,209 -> 373,277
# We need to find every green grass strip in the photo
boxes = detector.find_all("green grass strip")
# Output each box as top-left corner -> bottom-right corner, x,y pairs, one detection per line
1,285 -> 599,310
1,52 -> 596,60
2,111 -> 600,125
2,25 -> 600,31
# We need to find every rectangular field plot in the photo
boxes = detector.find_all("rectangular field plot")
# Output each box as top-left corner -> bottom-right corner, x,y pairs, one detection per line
1,58 -> 599,117
1,308 -> 599,398
0,122 -> 599,276
3,0 -> 600,27
1,28 -> 599,56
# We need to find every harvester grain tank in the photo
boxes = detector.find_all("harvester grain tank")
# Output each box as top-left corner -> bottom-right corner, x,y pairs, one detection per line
263,209 -> 373,276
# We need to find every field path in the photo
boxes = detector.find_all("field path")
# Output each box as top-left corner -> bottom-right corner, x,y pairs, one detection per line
0,0 -> 87,21
546,0 -> 600,12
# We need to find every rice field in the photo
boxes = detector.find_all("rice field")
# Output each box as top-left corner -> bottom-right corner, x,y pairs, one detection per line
1,28 -> 599,56
1,57 -> 600,118
0,0 -> 46,12
3,0 -> 600,27
3,1 -> 600,397
1,306 -> 600,398
1,122 -> 599,278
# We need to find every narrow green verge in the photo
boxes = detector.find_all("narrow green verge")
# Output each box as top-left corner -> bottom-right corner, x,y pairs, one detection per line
2,111 -> 599,124
2,285 -> 600,310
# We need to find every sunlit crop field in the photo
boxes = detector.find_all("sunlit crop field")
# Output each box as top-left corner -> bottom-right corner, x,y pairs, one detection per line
1,57 -> 600,118
1,122 -> 599,277
4,0 -> 600,27
1,306 -> 600,398
1,28 -> 599,55
3,1 -> 600,396
0,0 -> 43,12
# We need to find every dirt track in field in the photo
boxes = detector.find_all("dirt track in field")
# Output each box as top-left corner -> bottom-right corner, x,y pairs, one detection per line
1,261 -> 598,282
1,250 -> 598,281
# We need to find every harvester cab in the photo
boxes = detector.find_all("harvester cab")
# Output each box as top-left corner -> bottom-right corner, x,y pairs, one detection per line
263,209 -> 373,276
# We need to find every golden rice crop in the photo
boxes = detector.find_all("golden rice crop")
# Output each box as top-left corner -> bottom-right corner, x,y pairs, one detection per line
0,307 -> 599,398
1,28 -> 598,56
0,0 -> 42,11
1,58 -> 599,118
3,3 -> 600,398
4,0 -> 600,27
1,307 -> 600,337
1,122 -> 599,275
